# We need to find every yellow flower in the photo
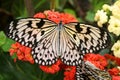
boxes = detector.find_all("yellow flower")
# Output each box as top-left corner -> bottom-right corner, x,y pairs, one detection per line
111,40 -> 120,58
108,16 -> 120,36
111,0 -> 120,19
94,10 -> 108,27
102,4 -> 111,11
114,0 -> 120,7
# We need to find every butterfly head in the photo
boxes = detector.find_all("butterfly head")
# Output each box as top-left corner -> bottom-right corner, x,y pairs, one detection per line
57,21 -> 63,31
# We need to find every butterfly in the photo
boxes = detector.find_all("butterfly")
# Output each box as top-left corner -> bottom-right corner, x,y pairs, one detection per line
76,61 -> 111,80
6,18 -> 110,66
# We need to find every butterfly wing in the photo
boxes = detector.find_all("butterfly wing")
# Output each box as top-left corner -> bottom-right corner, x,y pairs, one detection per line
64,23 -> 110,54
60,23 -> 110,66
32,29 -> 60,65
7,18 -> 110,66
7,18 -> 57,47
76,61 -> 111,80
60,29 -> 84,66
7,18 -> 59,65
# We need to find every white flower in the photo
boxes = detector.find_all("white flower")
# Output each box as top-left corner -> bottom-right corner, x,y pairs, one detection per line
94,10 -> 108,27
111,0 -> 120,19
108,16 -> 120,36
102,4 -> 111,11
111,40 -> 120,58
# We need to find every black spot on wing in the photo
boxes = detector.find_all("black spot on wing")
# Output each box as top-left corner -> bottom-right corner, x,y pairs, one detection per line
37,19 -> 45,28
86,27 -> 91,34
75,23 -> 82,33
41,31 -> 45,36
27,21 -> 32,27
73,34 -> 76,40
28,31 -> 32,35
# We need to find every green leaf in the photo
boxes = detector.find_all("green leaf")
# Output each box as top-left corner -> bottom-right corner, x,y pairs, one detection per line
0,74 -> 4,80
0,31 -> 6,46
99,49 -> 110,55
1,38 -> 15,52
85,11 -> 95,22
64,8 -> 76,18
11,53 -> 17,59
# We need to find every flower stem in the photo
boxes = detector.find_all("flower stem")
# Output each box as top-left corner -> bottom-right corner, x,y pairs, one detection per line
50,0 -> 56,11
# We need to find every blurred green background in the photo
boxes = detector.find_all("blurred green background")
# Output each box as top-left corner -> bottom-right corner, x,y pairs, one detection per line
0,0 -> 116,80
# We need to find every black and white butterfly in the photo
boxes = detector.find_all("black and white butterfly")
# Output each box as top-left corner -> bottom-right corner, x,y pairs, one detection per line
76,61 -> 111,80
6,18 -> 110,66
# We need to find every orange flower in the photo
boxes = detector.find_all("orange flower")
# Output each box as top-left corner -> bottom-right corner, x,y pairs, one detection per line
108,68 -> 120,80
112,75 -> 120,80
84,53 -> 108,70
108,68 -> 120,76
104,54 -> 120,66
63,66 -> 76,80
34,10 -> 78,24
39,60 -> 62,74
9,42 -> 34,64
34,12 -> 46,18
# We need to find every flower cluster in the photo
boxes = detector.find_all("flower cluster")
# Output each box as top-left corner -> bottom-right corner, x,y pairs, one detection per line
104,54 -> 120,80
84,53 -> 108,70
111,40 -> 120,58
95,0 -> 120,36
9,42 -> 34,64
95,0 -> 120,60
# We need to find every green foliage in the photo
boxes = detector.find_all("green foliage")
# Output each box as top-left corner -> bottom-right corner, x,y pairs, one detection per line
1,38 -> 15,52
0,31 -> 15,52
0,31 -> 6,46
85,11 -> 95,22
0,53 -> 63,80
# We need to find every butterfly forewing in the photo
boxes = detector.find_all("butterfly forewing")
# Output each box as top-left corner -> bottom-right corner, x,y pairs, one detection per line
7,18 -> 57,47
64,23 -> 110,54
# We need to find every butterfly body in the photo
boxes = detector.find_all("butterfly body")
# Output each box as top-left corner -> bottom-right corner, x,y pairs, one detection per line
6,18 -> 110,66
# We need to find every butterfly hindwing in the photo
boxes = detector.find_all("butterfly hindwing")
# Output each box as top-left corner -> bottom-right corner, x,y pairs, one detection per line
76,61 -> 111,80
60,29 -> 83,65
32,29 -> 59,65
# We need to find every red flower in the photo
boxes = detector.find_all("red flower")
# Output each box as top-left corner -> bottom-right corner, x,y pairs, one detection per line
63,66 -> 76,80
34,12 -> 46,18
112,75 -> 120,80
84,53 -> 108,70
108,68 -> 120,76
9,42 -> 34,64
34,10 -> 78,24
108,68 -> 120,80
104,54 -> 120,66
39,60 -> 62,74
